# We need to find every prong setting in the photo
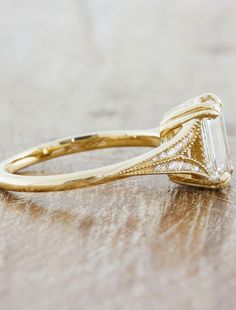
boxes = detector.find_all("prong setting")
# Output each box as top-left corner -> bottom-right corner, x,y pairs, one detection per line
119,94 -> 233,189
161,94 -> 233,189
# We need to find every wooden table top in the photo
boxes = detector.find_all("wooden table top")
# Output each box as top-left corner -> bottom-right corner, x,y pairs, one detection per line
0,1 -> 236,309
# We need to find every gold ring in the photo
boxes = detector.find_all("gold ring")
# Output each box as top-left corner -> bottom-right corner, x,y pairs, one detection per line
0,93 -> 233,192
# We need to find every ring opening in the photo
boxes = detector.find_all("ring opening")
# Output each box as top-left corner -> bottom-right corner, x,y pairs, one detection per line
5,131 -> 160,175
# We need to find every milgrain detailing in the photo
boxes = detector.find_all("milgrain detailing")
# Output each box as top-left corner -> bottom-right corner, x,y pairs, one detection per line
118,120 -> 208,178
0,94 -> 233,192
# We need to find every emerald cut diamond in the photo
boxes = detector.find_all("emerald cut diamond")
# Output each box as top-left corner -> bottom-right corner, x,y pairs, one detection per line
201,114 -> 233,181
160,94 -> 233,188
164,93 -> 233,182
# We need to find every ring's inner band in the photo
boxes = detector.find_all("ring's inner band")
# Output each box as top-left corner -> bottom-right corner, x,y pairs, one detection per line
6,130 -> 160,174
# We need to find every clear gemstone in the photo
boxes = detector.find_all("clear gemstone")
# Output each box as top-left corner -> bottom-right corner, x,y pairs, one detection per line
169,161 -> 178,171
152,156 -> 158,162
182,137 -> 189,145
167,149 -> 175,157
176,143 -> 182,151
161,164 -> 167,171
193,166 -> 200,173
201,115 -> 232,180
155,164 -> 167,172
175,162 -> 183,171
160,152 -> 166,159
177,162 -> 184,170
186,163 -> 193,171
187,149 -> 192,158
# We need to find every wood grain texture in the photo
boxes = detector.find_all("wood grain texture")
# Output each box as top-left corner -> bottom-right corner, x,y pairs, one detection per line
0,1 -> 236,309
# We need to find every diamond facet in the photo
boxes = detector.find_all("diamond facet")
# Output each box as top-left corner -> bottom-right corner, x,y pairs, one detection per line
167,149 -> 175,157
201,115 -> 232,181
160,152 -> 167,159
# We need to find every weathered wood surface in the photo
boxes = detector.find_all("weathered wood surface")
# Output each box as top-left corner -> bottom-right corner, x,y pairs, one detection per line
0,1 -> 236,309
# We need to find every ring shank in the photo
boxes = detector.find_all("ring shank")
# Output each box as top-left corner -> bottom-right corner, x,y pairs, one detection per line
0,129 -> 160,192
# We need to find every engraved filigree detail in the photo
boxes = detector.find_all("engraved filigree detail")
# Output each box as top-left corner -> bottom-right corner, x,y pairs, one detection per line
119,120 -> 208,178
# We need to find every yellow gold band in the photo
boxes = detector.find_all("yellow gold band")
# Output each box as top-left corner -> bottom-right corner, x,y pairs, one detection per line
0,129 -> 160,192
